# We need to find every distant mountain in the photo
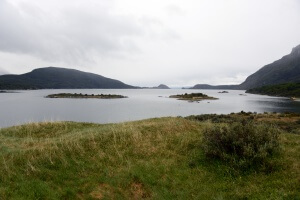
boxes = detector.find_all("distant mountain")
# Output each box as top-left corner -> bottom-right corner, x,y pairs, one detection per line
238,44 -> 300,90
152,84 -> 170,89
141,84 -> 170,89
190,44 -> 300,90
190,84 -> 237,90
0,67 -> 136,89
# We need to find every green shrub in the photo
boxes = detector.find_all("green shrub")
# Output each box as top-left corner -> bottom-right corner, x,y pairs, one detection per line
202,122 -> 281,171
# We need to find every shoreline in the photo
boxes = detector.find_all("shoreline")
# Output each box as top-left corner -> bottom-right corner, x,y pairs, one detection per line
246,91 -> 300,100
1,111 -> 300,129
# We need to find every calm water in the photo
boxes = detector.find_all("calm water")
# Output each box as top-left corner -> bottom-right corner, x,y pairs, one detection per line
0,89 -> 299,128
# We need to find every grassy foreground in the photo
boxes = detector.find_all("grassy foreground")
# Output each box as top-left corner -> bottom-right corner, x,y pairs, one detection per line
0,113 -> 299,199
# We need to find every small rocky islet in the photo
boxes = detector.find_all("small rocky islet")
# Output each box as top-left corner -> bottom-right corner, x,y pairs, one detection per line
46,93 -> 127,99
0,90 -> 18,93
169,92 -> 218,101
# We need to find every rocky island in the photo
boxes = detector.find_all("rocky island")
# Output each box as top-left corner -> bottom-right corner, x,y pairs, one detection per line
218,91 -> 229,93
142,84 -> 170,89
46,93 -> 127,99
170,93 -> 218,101
153,84 -> 170,89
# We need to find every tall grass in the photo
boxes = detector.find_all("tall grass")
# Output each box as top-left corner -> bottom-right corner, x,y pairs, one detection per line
0,115 -> 299,199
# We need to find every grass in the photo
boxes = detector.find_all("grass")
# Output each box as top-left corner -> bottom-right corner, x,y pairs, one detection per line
0,113 -> 299,199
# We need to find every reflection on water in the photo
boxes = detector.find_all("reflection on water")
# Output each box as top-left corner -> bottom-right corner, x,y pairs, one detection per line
0,89 -> 299,128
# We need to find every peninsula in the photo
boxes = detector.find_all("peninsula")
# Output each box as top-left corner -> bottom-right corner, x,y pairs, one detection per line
246,82 -> 300,98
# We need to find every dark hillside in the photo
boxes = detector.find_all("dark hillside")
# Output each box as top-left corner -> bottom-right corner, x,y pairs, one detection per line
246,82 -> 300,97
238,45 -> 300,90
0,67 -> 136,89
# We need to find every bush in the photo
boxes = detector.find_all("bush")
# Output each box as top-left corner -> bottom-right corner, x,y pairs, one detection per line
202,122 -> 281,171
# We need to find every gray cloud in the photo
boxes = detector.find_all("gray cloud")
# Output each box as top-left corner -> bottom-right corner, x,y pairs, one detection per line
0,67 -> 8,75
165,4 -> 186,16
0,0 -> 299,87
0,0 -> 150,64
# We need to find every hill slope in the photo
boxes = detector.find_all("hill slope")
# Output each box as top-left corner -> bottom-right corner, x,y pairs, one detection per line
189,44 -> 300,90
238,45 -> 300,90
0,67 -> 136,89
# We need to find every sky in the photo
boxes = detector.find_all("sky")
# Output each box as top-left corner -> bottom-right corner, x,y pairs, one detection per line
0,0 -> 300,87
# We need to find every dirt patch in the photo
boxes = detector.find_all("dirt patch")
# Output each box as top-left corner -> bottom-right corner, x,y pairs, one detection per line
130,182 -> 151,199
90,184 -> 113,199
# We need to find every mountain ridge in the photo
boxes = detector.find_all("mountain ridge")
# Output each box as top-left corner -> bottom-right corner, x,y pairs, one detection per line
0,67 -> 136,89
238,44 -> 300,90
190,44 -> 300,90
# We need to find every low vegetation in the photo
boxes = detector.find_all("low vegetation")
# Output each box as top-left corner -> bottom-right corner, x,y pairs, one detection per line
169,93 -> 218,101
187,112 -> 300,134
246,82 -> 300,98
0,113 -> 299,199
46,93 -> 127,99
202,121 -> 280,171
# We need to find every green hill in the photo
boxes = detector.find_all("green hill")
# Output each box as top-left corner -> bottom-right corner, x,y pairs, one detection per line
0,67 -> 136,89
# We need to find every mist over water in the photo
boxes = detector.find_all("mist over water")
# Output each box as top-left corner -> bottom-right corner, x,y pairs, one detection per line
0,89 -> 299,128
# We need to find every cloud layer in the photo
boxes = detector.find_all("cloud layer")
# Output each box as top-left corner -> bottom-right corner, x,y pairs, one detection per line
0,0 -> 146,64
1,0 -> 300,86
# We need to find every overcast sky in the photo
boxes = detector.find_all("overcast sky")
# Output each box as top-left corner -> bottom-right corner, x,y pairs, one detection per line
0,0 -> 300,87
